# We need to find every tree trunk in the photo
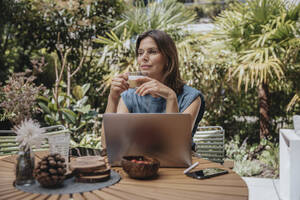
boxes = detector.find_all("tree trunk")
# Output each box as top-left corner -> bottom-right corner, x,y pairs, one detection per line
259,82 -> 270,139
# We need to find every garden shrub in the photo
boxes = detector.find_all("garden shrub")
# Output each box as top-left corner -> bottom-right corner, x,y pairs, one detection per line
233,160 -> 263,177
0,0 -> 124,113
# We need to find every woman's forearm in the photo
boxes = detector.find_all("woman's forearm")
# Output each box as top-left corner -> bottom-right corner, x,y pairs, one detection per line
165,92 -> 179,113
105,94 -> 120,113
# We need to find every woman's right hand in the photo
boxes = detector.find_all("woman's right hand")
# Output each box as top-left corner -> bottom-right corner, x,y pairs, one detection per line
109,73 -> 129,101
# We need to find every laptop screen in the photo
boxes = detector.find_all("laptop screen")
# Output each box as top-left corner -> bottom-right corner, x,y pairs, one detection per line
103,113 -> 192,167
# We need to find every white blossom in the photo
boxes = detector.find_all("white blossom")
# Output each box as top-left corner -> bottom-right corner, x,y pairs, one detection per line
14,119 -> 46,151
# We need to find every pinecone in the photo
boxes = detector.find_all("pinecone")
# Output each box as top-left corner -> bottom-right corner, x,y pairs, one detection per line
34,153 -> 67,188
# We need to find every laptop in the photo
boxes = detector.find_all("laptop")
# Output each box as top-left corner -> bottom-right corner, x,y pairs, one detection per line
103,113 -> 192,167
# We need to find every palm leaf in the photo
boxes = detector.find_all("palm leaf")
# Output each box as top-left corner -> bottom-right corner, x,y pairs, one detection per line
286,2 -> 300,21
287,94 -> 300,111
231,49 -> 284,90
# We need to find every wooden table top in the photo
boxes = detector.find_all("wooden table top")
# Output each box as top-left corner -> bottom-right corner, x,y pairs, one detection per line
0,151 -> 248,200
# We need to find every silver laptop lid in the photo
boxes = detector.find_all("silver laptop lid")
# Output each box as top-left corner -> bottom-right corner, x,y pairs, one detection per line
103,113 -> 192,167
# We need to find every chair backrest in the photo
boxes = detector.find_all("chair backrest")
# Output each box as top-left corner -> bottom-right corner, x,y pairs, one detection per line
194,126 -> 224,164
0,125 -> 66,155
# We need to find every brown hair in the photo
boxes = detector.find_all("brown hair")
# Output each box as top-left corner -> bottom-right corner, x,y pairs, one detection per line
136,30 -> 184,94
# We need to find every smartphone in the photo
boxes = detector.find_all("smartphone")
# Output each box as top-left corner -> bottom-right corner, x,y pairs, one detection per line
186,168 -> 228,179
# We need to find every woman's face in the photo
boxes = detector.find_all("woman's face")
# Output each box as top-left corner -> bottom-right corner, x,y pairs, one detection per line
137,37 -> 166,82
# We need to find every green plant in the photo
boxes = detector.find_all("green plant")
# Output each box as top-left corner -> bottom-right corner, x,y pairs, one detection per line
226,136 -> 264,177
225,135 -> 249,161
184,0 -> 230,22
38,83 -> 100,143
79,133 -> 102,149
0,0 -> 45,81
258,139 -> 279,178
225,135 -> 279,178
114,0 -> 195,36
233,160 -> 263,177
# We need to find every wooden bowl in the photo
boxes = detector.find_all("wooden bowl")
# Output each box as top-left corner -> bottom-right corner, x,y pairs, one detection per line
121,156 -> 160,179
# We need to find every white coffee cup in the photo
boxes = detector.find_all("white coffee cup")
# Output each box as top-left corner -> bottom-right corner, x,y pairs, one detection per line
128,72 -> 146,88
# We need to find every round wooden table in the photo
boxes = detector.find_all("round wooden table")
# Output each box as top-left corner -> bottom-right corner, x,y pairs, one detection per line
0,152 -> 248,200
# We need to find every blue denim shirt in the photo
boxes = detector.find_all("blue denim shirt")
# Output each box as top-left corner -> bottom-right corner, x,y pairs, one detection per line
121,84 -> 205,149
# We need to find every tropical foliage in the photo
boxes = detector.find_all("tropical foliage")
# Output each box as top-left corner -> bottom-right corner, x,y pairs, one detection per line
94,0 -> 197,93
213,0 -> 300,88
207,0 -> 300,138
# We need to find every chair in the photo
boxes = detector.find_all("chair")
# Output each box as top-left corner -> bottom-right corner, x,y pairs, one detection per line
0,125 -> 67,155
193,126 -> 225,164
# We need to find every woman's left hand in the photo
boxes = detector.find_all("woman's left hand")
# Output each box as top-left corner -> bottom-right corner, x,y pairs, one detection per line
135,77 -> 176,100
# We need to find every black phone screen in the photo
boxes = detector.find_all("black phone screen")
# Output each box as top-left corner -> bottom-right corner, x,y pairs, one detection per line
186,168 -> 228,179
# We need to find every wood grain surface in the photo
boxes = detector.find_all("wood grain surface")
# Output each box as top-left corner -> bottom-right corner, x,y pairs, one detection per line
0,152 -> 248,200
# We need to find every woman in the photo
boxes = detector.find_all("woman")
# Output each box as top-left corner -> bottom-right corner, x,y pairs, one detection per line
103,30 -> 205,150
